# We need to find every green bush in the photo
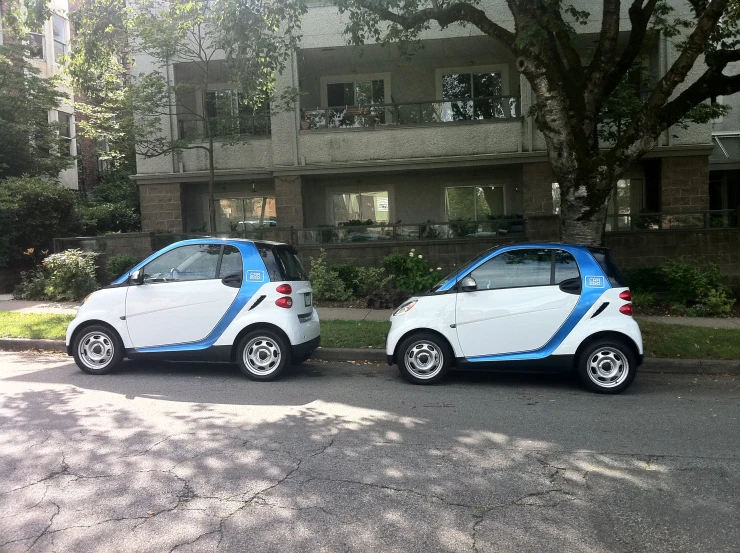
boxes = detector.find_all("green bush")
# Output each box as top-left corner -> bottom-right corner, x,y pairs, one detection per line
625,266 -> 665,293
383,249 -> 442,293
631,291 -> 656,309
309,250 -> 353,301
14,249 -> 99,301
0,177 -> 81,268
89,167 -> 140,209
661,260 -> 735,316
332,263 -> 360,294
106,253 -> 138,280
78,202 -> 141,235
354,266 -> 392,297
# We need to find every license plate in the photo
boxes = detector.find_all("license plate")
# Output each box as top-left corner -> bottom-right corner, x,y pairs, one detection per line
304,293 -> 312,307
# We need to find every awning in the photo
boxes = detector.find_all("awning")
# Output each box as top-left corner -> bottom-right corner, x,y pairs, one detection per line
710,133 -> 740,170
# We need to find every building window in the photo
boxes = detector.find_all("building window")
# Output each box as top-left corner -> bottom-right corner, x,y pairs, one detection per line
327,80 -> 385,107
52,14 -> 68,62
552,180 -> 644,230
441,72 -> 504,121
58,112 -> 72,156
215,197 -> 276,233
445,186 -> 505,221
203,90 -> 270,137
28,32 -> 44,59
332,191 -> 389,224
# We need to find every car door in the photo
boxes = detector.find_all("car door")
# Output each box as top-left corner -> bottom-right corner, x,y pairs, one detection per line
455,248 -> 581,358
125,244 -> 243,348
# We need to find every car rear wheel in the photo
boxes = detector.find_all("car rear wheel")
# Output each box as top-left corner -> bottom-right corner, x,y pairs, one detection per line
577,338 -> 637,394
73,325 -> 124,375
236,330 -> 290,381
396,332 -> 452,384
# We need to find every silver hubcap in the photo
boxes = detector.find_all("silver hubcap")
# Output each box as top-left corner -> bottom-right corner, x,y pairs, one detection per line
78,331 -> 114,370
587,347 -> 629,388
404,340 -> 444,380
243,337 -> 281,375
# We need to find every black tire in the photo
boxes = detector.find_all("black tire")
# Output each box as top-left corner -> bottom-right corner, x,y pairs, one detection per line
396,332 -> 452,385
72,324 -> 124,375
577,338 -> 637,394
292,353 -> 311,365
236,329 -> 290,381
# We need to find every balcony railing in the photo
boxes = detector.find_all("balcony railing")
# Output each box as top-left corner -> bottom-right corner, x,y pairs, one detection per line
178,115 -> 271,140
605,209 -> 739,232
302,96 -> 520,130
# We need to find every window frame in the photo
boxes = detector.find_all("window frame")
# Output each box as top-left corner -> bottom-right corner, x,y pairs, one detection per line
57,111 -> 73,157
52,13 -> 68,63
444,185 -> 507,221
329,189 -> 391,224
319,73 -> 391,108
460,248 -> 581,292
142,244 -> 226,285
28,32 -> 45,60
202,88 -> 270,138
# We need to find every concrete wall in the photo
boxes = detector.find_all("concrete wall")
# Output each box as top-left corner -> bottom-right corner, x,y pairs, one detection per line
298,120 -> 523,165
179,139 -> 273,172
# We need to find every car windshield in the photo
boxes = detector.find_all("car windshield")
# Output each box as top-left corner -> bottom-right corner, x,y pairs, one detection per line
429,246 -> 501,292
258,244 -> 308,281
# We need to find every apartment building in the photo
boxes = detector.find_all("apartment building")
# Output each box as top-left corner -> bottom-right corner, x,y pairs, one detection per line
132,2 -> 731,244
0,0 -> 78,189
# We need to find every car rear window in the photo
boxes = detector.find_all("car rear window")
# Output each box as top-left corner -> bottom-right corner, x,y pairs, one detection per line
258,245 -> 308,282
588,248 -> 626,287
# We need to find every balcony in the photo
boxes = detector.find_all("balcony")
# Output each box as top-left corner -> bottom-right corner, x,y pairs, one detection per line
178,115 -> 271,141
302,96 -> 520,130
604,209 -> 739,232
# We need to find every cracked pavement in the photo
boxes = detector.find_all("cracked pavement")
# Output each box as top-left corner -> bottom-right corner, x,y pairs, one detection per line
1,351 -> 739,552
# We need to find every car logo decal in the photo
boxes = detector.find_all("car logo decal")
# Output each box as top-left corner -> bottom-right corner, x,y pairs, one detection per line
585,275 -> 605,288
247,270 -> 265,282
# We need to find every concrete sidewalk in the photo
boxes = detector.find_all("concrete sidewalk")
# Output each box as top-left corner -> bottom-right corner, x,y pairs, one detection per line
2,294 -> 740,328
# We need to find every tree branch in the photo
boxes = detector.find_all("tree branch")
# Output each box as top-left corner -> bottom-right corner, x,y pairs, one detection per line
353,0 -> 517,50
584,0 -> 622,125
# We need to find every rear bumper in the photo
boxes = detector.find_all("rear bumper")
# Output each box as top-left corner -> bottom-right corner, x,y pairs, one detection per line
292,335 -> 321,358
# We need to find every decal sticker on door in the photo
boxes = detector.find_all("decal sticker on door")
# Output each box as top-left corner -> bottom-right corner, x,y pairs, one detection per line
247,270 -> 265,282
585,275 -> 605,288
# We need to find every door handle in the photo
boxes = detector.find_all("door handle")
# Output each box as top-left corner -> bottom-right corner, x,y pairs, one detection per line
221,273 -> 242,288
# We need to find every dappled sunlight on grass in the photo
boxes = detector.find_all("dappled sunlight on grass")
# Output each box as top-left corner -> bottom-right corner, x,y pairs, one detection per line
0,312 -> 74,340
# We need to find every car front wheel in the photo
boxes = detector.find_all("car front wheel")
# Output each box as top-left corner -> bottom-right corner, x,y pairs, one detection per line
236,330 -> 290,381
577,339 -> 637,394
396,332 -> 452,384
73,325 -> 124,375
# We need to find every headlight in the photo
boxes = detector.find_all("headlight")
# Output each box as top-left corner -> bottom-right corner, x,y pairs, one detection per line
80,293 -> 93,306
393,299 -> 418,316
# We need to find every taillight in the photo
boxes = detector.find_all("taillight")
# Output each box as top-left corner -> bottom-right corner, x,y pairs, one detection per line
275,297 -> 293,309
276,284 -> 292,295
619,290 -> 632,301
619,304 -> 633,316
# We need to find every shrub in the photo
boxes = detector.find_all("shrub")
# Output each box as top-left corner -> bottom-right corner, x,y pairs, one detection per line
106,253 -> 138,280
625,266 -> 665,293
78,202 -> 141,235
14,249 -> 99,301
661,260 -> 735,316
332,263 -> 360,294
354,266 -> 392,297
0,177 -> 81,268
383,249 -> 442,293
631,291 -> 656,309
89,167 -> 140,209
309,250 -> 353,301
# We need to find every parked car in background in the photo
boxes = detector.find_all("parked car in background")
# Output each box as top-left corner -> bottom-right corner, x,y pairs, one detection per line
386,244 -> 642,394
66,239 -> 319,381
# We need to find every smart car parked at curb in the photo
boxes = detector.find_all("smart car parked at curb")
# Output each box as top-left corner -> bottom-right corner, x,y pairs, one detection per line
66,239 -> 320,381
386,244 -> 643,393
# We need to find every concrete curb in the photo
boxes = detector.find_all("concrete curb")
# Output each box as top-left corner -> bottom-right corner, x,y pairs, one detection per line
0,338 -> 66,353
0,339 -> 738,375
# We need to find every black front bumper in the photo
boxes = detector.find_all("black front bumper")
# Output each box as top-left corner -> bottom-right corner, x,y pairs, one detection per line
292,335 -> 321,358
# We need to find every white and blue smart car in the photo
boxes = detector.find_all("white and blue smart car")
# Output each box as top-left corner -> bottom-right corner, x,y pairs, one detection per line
386,244 -> 643,393
66,239 -> 320,381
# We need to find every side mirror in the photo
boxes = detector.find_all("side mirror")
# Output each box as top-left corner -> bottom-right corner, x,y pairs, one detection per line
130,269 -> 144,285
460,276 -> 477,292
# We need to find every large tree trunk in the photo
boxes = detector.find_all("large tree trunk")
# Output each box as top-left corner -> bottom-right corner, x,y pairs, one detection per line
555,171 -> 612,246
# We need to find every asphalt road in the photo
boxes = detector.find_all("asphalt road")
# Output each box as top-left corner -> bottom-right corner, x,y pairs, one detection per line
1,352 -> 739,553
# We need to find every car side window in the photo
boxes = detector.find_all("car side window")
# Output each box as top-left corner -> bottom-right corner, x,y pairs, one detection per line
553,250 -> 580,283
470,249 -> 552,290
143,244 -> 220,283
218,245 -> 243,278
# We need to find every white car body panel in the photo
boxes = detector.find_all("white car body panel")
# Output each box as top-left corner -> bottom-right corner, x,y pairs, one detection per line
455,286 -> 579,357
